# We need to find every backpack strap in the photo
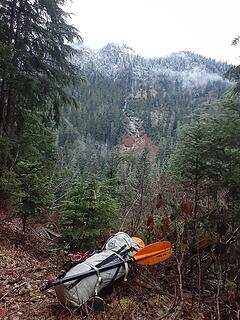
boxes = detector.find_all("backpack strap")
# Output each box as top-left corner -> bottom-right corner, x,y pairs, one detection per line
83,261 -> 102,295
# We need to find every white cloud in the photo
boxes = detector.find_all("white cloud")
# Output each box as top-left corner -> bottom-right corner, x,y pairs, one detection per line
65,0 -> 240,64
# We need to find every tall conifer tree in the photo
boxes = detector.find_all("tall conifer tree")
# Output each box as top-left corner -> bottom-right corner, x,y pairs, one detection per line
0,0 -> 80,142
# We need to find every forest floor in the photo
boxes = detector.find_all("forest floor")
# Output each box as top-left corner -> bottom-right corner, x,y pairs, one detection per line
0,211 -> 209,320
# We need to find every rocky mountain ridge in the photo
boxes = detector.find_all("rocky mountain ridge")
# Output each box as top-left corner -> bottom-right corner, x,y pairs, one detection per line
72,42 -> 232,88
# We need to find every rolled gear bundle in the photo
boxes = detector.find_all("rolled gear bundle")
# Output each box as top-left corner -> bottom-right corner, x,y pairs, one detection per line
55,232 -> 143,307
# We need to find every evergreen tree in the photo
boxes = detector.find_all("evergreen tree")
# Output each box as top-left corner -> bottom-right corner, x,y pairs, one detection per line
226,35 -> 240,95
0,0 -> 80,157
168,114 -> 212,183
168,98 -> 240,273
0,0 -> 81,204
16,160 -> 53,231
62,178 -> 119,249
129,147 -> 151,233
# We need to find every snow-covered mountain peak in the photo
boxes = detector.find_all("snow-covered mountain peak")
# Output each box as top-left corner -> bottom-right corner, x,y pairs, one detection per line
96,43 -> 137,57
92,43 -> 140,78
72,43 -> 232,88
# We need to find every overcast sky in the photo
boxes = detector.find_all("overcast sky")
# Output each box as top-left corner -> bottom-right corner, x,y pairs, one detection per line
65,0 -> 240,65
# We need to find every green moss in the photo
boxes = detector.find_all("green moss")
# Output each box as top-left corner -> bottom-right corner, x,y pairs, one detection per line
108,296 -> 132,311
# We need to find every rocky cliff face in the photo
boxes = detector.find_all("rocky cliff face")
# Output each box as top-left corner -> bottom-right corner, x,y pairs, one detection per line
117,100 -> 158,162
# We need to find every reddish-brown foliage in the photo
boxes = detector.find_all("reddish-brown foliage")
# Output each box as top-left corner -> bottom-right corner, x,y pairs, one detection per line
179,197 -> 193,216
146,215 -> 154,231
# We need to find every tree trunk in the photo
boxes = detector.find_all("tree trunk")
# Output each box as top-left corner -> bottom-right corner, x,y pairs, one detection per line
0,0 -> 17,133
5,0 -> 23,135
22,211 -> 27,233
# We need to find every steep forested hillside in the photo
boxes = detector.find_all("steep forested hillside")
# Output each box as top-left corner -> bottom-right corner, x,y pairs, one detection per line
58,71 -> 125,175
60,43 -> 232,170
